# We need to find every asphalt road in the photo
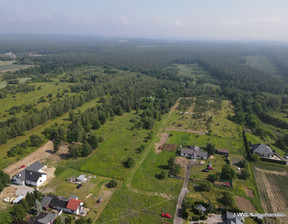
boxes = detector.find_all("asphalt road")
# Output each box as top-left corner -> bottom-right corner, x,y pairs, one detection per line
173,160 -> 193,224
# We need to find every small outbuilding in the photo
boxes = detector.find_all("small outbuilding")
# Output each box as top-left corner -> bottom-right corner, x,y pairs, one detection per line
76,175 -> 86,183
216,149 -> 229,156
196,204 -> 206,214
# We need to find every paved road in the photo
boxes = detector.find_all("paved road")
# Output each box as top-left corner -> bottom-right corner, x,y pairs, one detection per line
173,160 -> 193,224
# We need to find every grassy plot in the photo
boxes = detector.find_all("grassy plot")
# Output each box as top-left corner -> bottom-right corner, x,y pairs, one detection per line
0,81 -> 73,121
132,149 -> 182,196
0,61 -> 34,73
97,185 -> 177,224
81,113 -> 151,179
40,167 -> 115,221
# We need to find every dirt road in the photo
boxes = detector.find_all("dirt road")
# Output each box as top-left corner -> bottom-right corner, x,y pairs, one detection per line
4,141 -> 67,177
164,128 -> 206,135
174,160 -> 193,224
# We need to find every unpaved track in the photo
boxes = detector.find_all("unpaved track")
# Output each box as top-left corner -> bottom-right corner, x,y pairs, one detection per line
164,128 -> 206,134
154,132 -> 169,154
4,141 -> 67,177
173,160 -> 193,224
126,99 -> 180,200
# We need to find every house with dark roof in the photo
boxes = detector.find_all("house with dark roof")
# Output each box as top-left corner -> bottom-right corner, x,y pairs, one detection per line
226,211 -> 245,224
180,146 -> 208,159
40,195 -> 84,215
12,161 -> 47,187
28,212 -> 56,224
251,144 -> 273,157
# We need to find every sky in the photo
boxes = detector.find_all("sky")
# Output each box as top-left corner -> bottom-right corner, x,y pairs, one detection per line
0,0 -> 288,41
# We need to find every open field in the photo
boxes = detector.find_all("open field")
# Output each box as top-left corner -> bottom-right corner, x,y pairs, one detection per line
0,81 -> 73,120
80,113 -> 151,179
253,165 -> 288,224
0,61 -> 34,73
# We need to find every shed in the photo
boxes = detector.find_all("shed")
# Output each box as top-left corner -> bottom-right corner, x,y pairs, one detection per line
76,175 -> 86,182
13,195 -> 24,204
216,149 -> 229,156
196,204 -> 206,213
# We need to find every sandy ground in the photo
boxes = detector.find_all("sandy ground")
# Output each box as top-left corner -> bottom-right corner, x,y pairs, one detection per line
245,187 -> 255,198
164,128 -> 206,135
234,195 -> 256,212
170,98 -> 181,111
4,141 -> 68,177
41,167 -> 56,187
175,156 -> 190,169
154,133 -> 169,153
0,186 -> 17,210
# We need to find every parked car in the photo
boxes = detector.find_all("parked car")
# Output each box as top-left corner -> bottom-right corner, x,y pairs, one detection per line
18,165 -> 26,169
76,184 -> 82,189
97,197 -> 103,203
202,169 -> 209,172
161,213 -> 172,219
207,167 -> 214,170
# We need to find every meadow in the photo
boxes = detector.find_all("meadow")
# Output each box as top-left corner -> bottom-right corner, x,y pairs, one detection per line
0,61 -> 34,73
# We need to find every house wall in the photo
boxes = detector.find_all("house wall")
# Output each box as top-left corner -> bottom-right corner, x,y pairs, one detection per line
36,175 -> 47,186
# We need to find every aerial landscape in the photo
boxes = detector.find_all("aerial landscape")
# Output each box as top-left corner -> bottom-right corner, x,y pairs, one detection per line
0,1 -> 288,224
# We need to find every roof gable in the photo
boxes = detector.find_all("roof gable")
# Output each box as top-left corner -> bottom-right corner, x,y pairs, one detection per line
66,199 -> 82,211
27,161 -> 44,171
25,170 -> 47,182
252,144 -> 273,155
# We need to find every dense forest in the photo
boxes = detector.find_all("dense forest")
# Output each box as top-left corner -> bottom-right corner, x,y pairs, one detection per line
1,35 -> 288,153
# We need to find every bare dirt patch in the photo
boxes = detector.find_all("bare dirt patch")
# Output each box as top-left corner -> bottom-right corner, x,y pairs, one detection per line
0,186 -> 17,210
175,156 -> 190,169
154,133 -> 169,154
234,195 -> 256,212
4,141 -> 69,177
170,98 -> 181,112
245,188 -> 255,198
40,167 -> 56,187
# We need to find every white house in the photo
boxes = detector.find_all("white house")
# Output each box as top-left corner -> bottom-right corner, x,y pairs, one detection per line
12,161 -> 47,187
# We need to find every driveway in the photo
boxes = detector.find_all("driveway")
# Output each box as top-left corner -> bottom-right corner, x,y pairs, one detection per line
173,160 -> 193,224
11,184 -> 34,197
189,214 -> 225,224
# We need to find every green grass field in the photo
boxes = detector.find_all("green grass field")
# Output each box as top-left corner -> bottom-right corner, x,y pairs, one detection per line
80,113 -> 151,179
0,61 -> 34,73
0,81 -> 73,121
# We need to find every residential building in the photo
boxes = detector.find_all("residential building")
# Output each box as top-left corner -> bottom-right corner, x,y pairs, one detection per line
251,144 -> 273,157
12,161 -> 47,187
180,146 -> 208,159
